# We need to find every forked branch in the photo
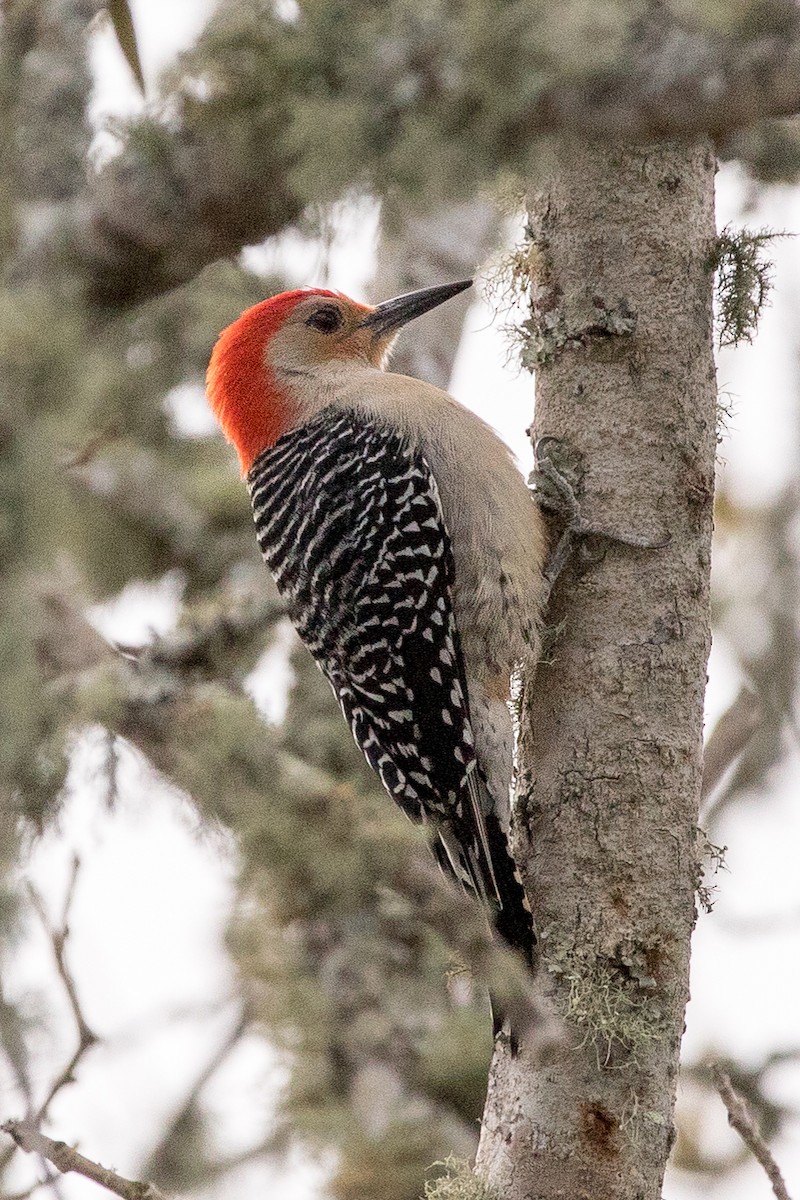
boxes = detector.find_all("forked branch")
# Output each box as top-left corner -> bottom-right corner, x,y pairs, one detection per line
1,1122 -> 169,1200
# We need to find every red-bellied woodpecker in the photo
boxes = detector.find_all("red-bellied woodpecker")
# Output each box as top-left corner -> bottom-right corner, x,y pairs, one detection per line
207,280 -> 547,968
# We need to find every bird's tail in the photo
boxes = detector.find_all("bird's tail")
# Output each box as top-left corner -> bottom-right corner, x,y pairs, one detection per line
434,773 -> 536,966
482,808 -> 536,967
482,807 -> 536,1049
433,772 -> 535,1050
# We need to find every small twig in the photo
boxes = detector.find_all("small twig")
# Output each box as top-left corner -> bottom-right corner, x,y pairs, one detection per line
701,686 -> 762,803
60,423 -> 121,470
713,1065 -> 794,1200
182,1131 -> 287,1189
0,1142 -> 18,1178
148,596 -> 286,672
0,980 -> 35,1124
25,860 -> 99,1123
37,577 -> 284,680
143,1011 -> 248,1177
1,1122 -> 170,1200
32,1042 -> 96,1132
2,1174 -> 63,1200
171,1010 -> 248,1104
103,730 -> 121,807
38,1161 -> 65,1200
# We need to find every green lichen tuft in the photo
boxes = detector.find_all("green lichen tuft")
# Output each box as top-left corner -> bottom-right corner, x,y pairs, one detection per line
480,233 -> 539,365
483,220 -> 637,372
696,829 -> 728,914
482,223 -> 572,370
553,947 -> 670,1069
483,238 -> 536,312
707,226 -> 781,348
423,1157 -> 499,1200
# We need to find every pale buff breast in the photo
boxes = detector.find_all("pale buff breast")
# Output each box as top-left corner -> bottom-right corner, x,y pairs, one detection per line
318,368 -> 548,692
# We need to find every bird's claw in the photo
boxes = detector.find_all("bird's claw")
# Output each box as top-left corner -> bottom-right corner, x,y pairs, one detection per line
530,435 -> 670,599
529,436 -> 584,522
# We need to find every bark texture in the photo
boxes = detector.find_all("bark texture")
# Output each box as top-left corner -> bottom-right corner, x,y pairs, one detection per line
476,141 -> 717,1199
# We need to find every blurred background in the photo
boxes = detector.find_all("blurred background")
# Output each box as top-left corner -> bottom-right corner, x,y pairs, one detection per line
1,2 -> 799,1197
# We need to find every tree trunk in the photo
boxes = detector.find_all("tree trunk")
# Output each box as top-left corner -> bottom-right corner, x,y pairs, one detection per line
477,141 -> 717,1199
370,196 -> 498,389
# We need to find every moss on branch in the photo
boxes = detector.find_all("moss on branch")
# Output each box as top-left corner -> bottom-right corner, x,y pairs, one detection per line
707,225 -> 781,348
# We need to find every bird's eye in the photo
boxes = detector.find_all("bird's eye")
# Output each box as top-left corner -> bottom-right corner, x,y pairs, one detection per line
306,305 -> 343,334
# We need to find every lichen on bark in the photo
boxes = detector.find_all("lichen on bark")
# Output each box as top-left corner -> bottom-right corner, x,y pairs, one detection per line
477,140 -> 717,1200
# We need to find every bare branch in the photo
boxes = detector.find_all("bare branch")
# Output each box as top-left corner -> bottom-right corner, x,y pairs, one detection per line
1,1123 -> 169,1200
701,686 -> 762,803
2,1182 -> 57,1200
0,982 -> 35,1122
370,197 -> 498,389
713,1065 -> 794,1200
25,860 -> 99,1124
59,425 -> 122,471
1,1165 -> 66,1200
143,1012 -> 248,1179
79,120 -> 301,311
72,12 -> 800,317
145,596 -> 285,673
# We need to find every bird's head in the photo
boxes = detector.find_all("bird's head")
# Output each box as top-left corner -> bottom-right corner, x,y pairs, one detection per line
206,280 -> 471,473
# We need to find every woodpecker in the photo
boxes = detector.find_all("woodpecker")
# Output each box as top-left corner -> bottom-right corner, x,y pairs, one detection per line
207,280 -> 547,968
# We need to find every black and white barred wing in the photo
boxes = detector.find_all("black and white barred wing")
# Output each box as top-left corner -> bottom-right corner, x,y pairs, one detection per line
247,408 -> 499,903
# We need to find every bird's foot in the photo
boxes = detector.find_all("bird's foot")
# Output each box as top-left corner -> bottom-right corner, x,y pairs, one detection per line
491,1014 -> 520,1058
530,436 -> 670,603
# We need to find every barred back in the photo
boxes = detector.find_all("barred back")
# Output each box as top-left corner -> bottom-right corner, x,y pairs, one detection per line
248,407 -> 534,964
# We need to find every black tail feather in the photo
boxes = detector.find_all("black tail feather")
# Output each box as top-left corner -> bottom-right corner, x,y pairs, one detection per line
484,810 -> 536,969
433,802 -> 536,1053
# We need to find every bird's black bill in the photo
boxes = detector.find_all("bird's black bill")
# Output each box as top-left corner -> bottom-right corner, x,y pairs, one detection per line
359,279 -> 472,337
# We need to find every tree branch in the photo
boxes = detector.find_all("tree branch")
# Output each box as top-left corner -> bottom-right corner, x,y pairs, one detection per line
1,1123 -> 169,1200
2,1182 -> 59,1200
713,1065 -> 794,1200
0,863 -> 100,1198
70,8 -> 800,318
35,577 -> 284,683
25,859 -> 99,1125
515,16 -> 800,144
77,103 -> 302,312
1,854 -> 99,1200
369,197 -> 498,389
142,1011 -> 248,1184
701,686 -> 762,803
